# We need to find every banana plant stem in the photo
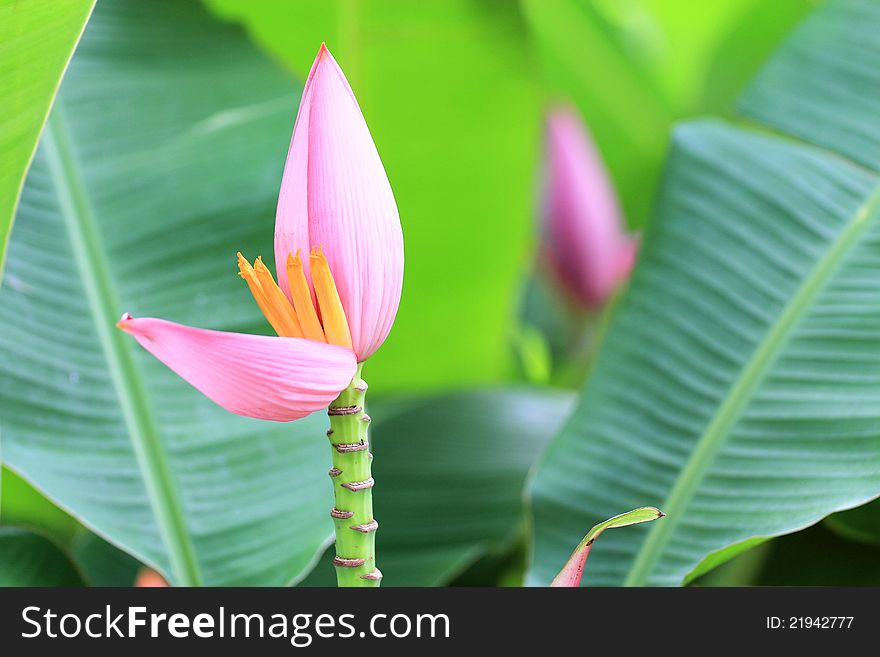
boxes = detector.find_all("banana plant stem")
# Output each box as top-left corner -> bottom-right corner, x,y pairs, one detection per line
327,363 -> 380,587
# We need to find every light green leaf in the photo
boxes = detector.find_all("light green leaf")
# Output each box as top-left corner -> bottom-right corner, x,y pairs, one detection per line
0,0 -> 95,279
0,527 -> 84,586
301,388 -> 573,586
520,0 -> 812,228
1,467 -> 79,542
529,0 -> 880,586
0,0 -> 334,586
206,0 -> 541,392
685,536 -> 768,585
698,0 -> 817,114
510,323 -> 553,385
688,538 -> 770,586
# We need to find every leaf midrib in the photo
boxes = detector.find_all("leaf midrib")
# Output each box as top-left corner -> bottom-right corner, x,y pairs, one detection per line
43,109 -> 202,586
623,132 -> 880,586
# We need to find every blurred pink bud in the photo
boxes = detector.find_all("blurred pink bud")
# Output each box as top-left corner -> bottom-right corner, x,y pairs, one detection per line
542,106 -> 637,307
135,568 -> 169,587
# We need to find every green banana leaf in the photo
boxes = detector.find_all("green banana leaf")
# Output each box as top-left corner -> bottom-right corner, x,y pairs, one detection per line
0,0 -> 335,586
69,530 -> 142,587
529,0 -> 880,586
205,0 -> 541,392
0,0 -> 95,280
0,527 -> 84,586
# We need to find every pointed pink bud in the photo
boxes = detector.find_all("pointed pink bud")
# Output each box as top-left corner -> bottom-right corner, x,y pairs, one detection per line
542,105 -> 636,307
118,315 -> 357,422
275,44 -> 404,362
551,507 -> 665,587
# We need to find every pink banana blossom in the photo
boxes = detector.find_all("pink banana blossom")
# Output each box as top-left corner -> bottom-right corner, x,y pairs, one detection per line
118,44 -> 403,422
542,106 -> 637,308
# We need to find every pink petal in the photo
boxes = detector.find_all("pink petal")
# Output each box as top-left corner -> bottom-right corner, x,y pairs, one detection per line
543,105 -> 629,307
550,542 -> 592,588
275,44 -> 403,361
118,315 -> 356,422
614,234 -> 640,284
274,50 -> 317,304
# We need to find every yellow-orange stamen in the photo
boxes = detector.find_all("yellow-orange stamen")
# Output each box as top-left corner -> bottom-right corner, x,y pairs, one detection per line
286,250 -> 326,343
237,253 -> 303,338
237,253 -> 283,334
237,248 -> 352,350
253,256 -> 304,338
310,246 -> 353,350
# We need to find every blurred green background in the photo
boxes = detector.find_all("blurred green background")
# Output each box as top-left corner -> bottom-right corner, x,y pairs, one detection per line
6,0 -> 879,588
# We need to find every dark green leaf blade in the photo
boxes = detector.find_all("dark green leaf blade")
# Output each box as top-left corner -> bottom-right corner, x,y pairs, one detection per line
824,498 -> 880,546
69,530 -> 143,587
757,523 -> 880,586
0,527 -> 84,586
0,0 -> 332,586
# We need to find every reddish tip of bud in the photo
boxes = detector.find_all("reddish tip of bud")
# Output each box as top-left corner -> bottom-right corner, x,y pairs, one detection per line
135,568 -> 169,587
116,312 -> 134,331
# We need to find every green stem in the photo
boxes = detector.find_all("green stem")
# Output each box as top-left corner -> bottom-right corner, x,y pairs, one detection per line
327,363 -> 380,587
